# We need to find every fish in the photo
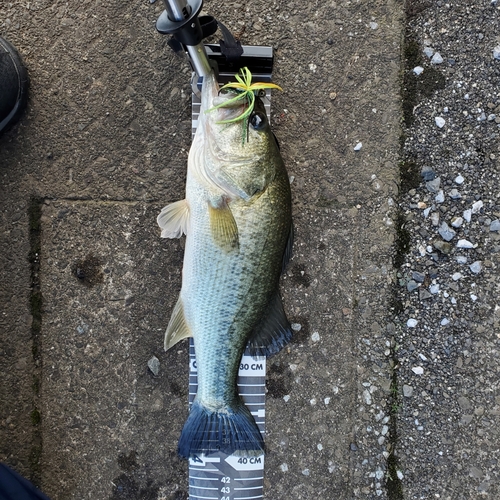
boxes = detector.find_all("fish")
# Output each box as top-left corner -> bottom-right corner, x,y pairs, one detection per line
157,68 -> 293,459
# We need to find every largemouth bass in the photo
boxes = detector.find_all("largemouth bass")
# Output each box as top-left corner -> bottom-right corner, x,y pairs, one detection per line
157,68 -> 292,459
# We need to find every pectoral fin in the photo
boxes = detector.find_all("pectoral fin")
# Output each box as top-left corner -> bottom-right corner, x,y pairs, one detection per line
247,291 -> 292,358
208,201 -> 239,251
164,297 -> 191,351
157,199 -> 190,238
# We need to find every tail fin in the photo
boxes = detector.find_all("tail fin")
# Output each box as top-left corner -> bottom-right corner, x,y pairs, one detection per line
178,400 -> 264,459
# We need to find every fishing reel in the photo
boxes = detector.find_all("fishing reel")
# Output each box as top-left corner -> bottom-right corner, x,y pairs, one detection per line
155,0 -> 274,81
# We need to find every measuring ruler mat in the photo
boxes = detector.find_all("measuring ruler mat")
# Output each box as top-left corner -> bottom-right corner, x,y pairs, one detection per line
188,46 -> 274,499
188,340 -> 266,500
191,45 -> 274,139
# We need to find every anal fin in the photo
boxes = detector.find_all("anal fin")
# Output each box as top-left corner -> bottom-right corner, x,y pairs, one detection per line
165,297 -> 191,351
247,291 -> 292,358
157,199 -> 190,238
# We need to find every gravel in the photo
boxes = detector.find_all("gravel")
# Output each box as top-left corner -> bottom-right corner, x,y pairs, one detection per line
147,355 -> 160,376
395,0 -> 500,497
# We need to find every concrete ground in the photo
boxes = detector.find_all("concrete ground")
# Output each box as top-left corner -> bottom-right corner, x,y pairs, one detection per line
1,0 -> 495,499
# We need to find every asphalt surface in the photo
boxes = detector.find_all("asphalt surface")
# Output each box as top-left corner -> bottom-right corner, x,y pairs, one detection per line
1,0 -> 498,499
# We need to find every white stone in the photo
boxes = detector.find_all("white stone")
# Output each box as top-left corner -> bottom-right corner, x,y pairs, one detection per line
431,52 -> 444,64
435,190 -> 445,203
413,66 -> 424,75
354,142 -> 362,151
470,294 -> 478,302
407,318 -> 418,328
472,200 -> 483,214
457,239 -> 474,248
463,209 -> 472,222
369,21 -> 378,30
438,221 -> 456,241
435,116 -> 446,128
494,45 -> 500,60
452,272 -> 462,281
363,389 -> 372,405
403,385 -> 413,397
441,318 -> 450,326
311,331 -> 320,342
451,216 -> 463,228
147,356 -> 160,376
412,366 -> 424,375
454,174 -> 464,184
469,261 -> 482,274
423,46 -> 434,58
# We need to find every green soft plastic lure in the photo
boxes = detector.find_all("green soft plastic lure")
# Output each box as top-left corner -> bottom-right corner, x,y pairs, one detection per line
206,66 -> 282,141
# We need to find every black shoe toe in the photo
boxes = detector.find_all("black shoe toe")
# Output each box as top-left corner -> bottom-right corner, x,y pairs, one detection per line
0,37 -> 29,134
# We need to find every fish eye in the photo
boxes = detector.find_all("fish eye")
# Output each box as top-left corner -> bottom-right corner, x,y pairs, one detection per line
249,111 -> 267,130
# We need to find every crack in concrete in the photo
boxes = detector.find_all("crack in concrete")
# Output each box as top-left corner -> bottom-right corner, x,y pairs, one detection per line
27,196 -> 44,486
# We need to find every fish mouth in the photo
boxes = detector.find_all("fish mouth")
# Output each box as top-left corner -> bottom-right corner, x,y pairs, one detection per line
203,71 -> 249,123
209,95 -> 249,125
